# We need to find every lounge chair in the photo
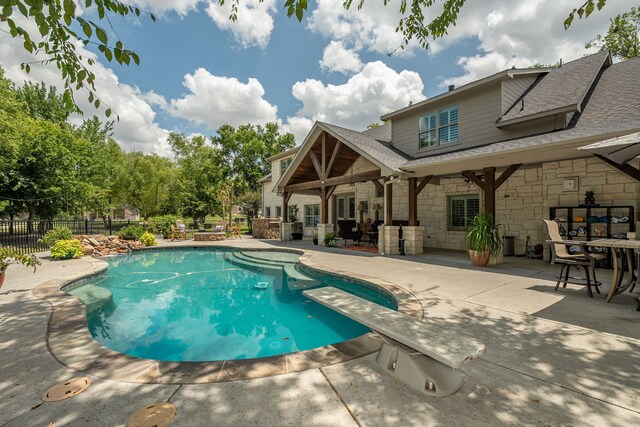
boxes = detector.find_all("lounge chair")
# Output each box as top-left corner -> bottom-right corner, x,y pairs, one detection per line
337,219 -> 362,245
543,219 -> 606,297
170,224 -> 187,241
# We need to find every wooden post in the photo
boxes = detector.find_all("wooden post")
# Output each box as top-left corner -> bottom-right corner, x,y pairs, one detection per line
385,182 -> 393,225
282,192 -> 292,221
483,167 -> 496,217
321,187 -> 329,224
408,177 -> 417,226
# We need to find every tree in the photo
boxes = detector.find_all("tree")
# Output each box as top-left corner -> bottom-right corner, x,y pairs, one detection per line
0,1 -> 610,113
586,5 -> 639,60
16,81 -> 77,123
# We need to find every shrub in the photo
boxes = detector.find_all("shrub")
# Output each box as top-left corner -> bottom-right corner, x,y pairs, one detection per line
139,232 -> 157,247
118,225 -> 145,240
1,248 -> 40,271
40,227 -> 73,247
50,240 -> 83,260
145,215 -> 180,238
323,232 -> 337,247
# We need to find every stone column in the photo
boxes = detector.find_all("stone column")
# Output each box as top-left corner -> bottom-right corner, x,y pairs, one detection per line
382,225 -> 400,255
317,223 -> 334,247
281,222 -> 293,241
403,226 -> 424,255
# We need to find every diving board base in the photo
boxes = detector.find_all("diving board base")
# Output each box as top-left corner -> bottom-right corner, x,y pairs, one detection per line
376,341 -> 463,397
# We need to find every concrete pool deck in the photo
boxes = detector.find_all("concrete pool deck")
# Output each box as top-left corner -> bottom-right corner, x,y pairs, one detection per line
1,238 -> 639,426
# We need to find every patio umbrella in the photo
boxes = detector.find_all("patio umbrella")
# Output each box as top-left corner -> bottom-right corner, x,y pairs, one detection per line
578,132 -> 640,165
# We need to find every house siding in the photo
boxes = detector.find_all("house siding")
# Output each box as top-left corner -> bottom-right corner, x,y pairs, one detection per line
391,81 -> 558,158
501,76 -> 537,114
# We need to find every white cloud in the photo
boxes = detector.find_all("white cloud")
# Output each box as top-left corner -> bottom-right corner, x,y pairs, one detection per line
205,0 -> 277,48
0,17 -> 172,157
284,61 -> 425,142
437,0 -> 632,86
308,0 -> 416,56
168,68 -> 279,129
131,0 -> 202,16
319,41 -> 363,74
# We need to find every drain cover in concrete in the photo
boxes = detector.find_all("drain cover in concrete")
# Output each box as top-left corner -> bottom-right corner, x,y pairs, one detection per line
42,377 -> 92,402
126,402 -> 177,427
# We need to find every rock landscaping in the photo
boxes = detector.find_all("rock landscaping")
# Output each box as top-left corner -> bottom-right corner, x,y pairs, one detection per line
74,234 -> 143,257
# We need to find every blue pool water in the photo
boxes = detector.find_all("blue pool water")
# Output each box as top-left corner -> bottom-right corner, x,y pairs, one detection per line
69,248 -> 396,362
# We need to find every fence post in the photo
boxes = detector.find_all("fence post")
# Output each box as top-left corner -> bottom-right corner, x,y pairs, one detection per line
108,217 -> 112,236
85,219 -> 89,235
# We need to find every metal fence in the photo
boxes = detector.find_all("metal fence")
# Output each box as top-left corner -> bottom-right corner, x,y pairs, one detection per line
0,219 -> 141,254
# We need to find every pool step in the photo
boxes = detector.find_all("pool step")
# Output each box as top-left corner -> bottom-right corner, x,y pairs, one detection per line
240,251 -> 300,265
223,252 -> 320,288
223,253 -> 282,272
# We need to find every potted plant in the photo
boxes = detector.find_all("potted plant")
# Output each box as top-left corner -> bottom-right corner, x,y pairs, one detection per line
0,248 -> 40,288
324,232 -> 337,247
465,213 -> 502,267
312,231 -> 319,245
291,222 -> 303,241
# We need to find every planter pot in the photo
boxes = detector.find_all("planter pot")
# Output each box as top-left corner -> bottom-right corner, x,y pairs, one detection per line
312,238 -> 318,245
468,250 -> 491,267
291,232 -> 303,241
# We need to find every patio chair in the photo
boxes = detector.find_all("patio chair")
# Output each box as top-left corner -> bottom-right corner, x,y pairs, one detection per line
337,220 -> 362,245
170,224 -> 187,241
230,222 -> 242,239
543,219 -> 606,297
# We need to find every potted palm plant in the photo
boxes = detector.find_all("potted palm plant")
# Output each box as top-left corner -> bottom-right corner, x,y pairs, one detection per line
465,213 -> 502,267
0,248 -> 40,288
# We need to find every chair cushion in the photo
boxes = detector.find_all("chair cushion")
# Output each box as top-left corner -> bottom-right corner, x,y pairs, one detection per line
214,225 -> 224,232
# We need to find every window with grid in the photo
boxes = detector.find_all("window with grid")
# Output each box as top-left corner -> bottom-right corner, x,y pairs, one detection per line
419,113 -> 436,148
280,158 -> 292,174
304,204 -> 320,227
439,107 -> 459,144
449,195 -> 479,230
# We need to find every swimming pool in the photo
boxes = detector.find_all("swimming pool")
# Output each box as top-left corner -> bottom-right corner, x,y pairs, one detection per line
68,248 -> 396,362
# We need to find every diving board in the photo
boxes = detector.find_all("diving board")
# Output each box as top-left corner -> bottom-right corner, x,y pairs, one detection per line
303,287 -> 486,396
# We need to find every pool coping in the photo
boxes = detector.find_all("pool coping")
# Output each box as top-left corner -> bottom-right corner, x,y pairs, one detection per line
33,245 -> 424,384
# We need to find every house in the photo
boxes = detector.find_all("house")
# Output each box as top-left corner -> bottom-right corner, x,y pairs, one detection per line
263,52 -> 640,254
261,147 -> 320,236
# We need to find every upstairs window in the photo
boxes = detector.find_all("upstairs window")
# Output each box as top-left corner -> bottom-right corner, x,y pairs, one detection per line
280,158 -> 292,174
419,106 -> 459,148
439,107 -> 459,144
419,113 -> 436,148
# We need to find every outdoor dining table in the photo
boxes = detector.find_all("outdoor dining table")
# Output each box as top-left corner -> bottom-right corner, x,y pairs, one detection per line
586,238 -> 640,302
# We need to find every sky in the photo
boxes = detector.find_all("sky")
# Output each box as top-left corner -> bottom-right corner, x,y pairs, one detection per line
0,0 -> 631,158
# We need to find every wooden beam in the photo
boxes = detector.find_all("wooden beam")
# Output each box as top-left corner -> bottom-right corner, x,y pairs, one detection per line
385,182 -> 393,225
372,179 -> 384,194
495,164 -> 522,189
462,170 -> 484,189
320,187 -> 329,224
284,169 -> 382,192
326,185 -> 337,199
595,154 -> 640,182
326,141 -> 342,178
308,150 -> 324,180
483,167 -> 496,217
416,175 -> 433,196
322,133 -> 326,178
408,177 -> 417,226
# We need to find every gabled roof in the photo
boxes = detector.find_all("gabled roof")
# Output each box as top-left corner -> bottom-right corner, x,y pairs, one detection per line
401,56 -> 640,173
266,146 -> 299,162
381,68 -> 550,121
497,51 -> 611,127
258,173 -> 272,184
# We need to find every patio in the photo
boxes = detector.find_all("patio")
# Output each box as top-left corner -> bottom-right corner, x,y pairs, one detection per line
1,238 -> 639,426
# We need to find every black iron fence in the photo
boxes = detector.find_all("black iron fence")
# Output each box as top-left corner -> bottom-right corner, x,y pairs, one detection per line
0,219 -> 141,254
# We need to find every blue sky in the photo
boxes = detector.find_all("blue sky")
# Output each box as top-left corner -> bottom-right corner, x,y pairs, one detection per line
0,0 -> 630,156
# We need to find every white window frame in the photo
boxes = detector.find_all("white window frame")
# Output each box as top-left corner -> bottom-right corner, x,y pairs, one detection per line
304,204 -> 320,227
418,106 -> 459,149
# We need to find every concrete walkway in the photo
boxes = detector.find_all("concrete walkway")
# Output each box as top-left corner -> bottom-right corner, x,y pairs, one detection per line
1,238 -> 639,426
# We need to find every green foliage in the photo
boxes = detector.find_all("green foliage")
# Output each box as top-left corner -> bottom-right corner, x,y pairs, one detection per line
1,0 -> 155,114
0,248 -> 40,271
50,239 -> 83,260
118,225 -> 144,240
17,81 -> 77,123
465,213 -> 502,256
586,5 -> 639,60
565,0 -> 609,29
139,232 -> 157,247
146,215 -> 180,238
288,204 -> 299,222
324,232 -> 337,247
40,227 -> 73,247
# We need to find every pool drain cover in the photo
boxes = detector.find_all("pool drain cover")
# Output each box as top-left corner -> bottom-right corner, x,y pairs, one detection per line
126,402 -> 177,427
42,377 -> 92,402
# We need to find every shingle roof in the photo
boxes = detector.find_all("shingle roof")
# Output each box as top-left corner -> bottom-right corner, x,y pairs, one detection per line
402,56 -> 640,169
498,51 -> 610,125
361,122 -> 392,142
320,122 -> 409,171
